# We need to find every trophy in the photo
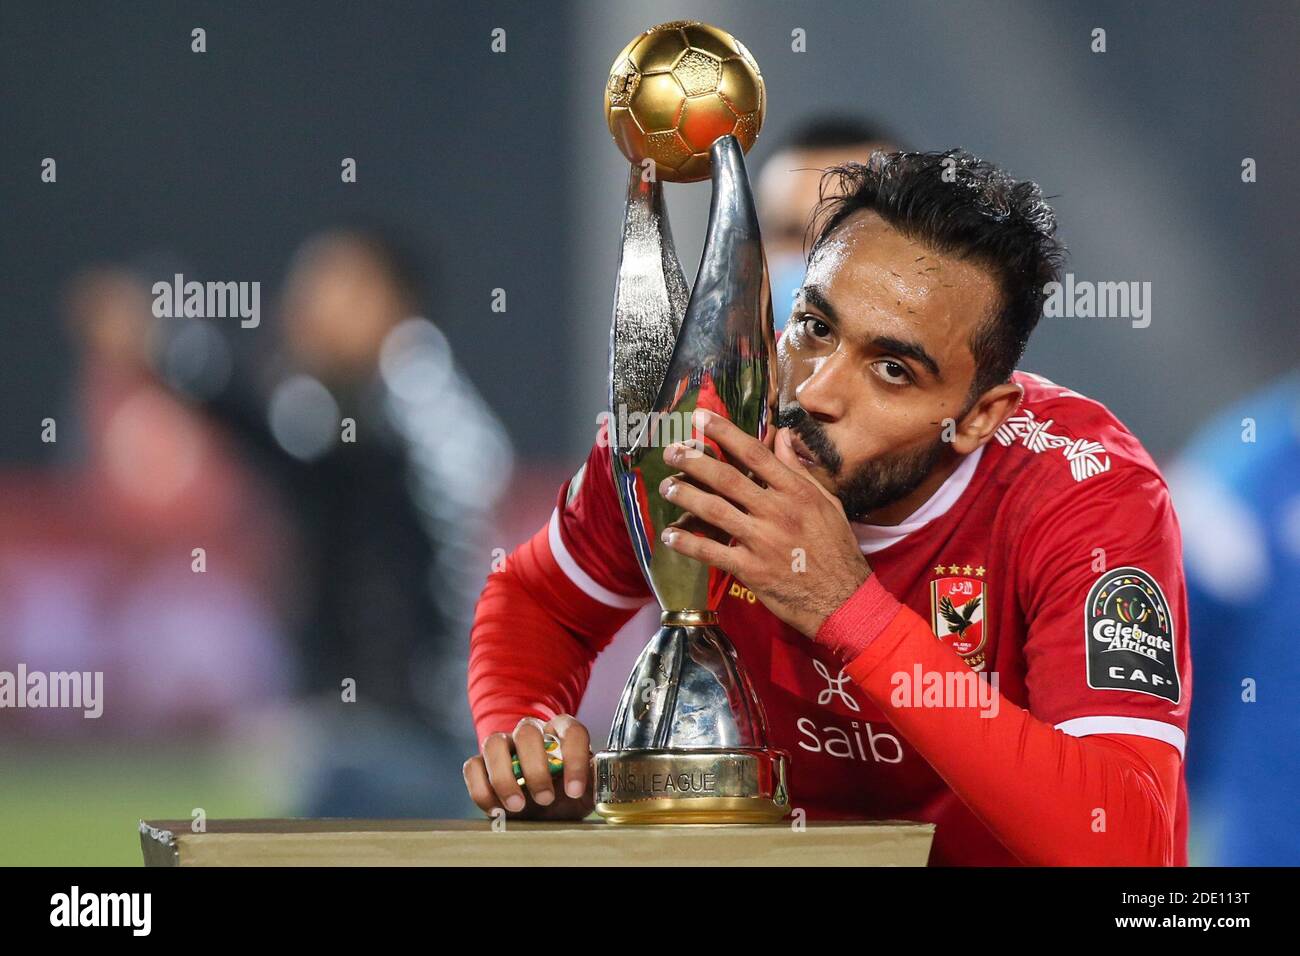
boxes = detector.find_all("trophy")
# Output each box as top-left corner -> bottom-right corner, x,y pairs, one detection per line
593,21 -> 788,824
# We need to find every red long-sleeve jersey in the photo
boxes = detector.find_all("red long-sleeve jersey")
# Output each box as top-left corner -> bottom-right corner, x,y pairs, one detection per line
469,372 -> 1192,865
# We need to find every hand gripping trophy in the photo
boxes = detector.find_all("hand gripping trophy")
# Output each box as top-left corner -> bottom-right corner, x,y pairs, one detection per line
593,21 -> 789,823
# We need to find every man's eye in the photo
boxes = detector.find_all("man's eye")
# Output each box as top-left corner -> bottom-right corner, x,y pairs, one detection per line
799,315 -> 832,339
871,359 -> 913,386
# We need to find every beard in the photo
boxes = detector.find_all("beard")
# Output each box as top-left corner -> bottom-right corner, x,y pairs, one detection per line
776,404 -> 946,522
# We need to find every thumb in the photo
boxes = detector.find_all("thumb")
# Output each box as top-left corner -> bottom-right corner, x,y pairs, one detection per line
773,426 -> 804,471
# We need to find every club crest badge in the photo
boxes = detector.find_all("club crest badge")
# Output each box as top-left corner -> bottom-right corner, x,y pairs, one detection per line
930,565 -> 987,671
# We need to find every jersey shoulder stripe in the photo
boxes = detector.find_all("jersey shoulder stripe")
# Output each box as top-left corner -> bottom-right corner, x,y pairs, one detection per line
547,508 -> 646,609
1055,715 -> 1186,756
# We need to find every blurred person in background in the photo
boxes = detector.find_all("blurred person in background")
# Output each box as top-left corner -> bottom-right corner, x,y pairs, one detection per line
757,116 -> 899,329
160,225 -> 514,817
1167,370 -> 1300,865
60,266 -> 279,544
0,267 -> 290,736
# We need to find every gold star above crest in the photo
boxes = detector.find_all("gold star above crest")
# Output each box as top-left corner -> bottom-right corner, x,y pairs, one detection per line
948,565 -> 960,575
962,565 -> 974,576
933,565 -> 946,576
975,566 -> 986,577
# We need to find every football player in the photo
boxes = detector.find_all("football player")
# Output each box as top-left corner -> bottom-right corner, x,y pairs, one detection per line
464,150 -> 1191,866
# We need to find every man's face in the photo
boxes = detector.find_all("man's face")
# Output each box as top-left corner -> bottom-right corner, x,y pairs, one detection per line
280,236 -> 408,383
775,209 -> 1003,522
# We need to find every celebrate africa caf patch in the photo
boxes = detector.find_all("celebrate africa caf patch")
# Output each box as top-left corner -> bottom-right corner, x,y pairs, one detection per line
1085,566 -> 1180,704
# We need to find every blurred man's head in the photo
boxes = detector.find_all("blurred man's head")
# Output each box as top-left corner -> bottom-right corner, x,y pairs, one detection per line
758,116 -> 899,318
280,226 -> 427,384
775,150 -> 1064,524
63,268 -> 157,369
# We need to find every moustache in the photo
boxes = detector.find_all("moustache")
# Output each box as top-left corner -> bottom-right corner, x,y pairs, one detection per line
776,404 -> 842,475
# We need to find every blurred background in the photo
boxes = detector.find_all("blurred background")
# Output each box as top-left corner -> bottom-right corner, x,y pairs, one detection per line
1,1 -> 1296,864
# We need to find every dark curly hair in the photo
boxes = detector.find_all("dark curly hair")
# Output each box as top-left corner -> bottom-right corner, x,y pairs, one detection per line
807,149 -> 1065,396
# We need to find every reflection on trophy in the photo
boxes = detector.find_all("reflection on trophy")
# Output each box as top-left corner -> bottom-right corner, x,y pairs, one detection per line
593,21 -> 789,824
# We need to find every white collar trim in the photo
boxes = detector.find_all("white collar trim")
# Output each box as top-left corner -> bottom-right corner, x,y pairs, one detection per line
850,444 -> 985,555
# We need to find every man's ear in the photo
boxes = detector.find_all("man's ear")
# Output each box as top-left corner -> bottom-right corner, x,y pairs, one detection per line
952,380 -> 1023,455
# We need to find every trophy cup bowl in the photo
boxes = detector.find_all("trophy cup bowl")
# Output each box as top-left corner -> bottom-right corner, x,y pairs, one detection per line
593,124 -> 789,824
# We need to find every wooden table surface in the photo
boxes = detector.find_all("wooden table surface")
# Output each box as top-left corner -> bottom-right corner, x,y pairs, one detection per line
139,818 -> 935,867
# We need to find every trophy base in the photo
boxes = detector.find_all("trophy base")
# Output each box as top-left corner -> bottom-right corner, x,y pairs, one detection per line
593,747 -> 789,824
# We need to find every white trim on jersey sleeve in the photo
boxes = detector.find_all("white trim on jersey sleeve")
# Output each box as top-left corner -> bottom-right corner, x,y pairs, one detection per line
1054,715 -> 1186,757
547,508 -> 647,609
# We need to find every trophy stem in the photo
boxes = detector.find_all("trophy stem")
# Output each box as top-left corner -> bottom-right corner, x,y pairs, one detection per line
660,609 -> 717,626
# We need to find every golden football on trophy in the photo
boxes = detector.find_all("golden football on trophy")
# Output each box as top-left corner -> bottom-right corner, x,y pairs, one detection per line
604,20 -> 765,183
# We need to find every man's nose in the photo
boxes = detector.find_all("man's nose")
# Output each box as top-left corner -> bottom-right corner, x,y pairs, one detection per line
795,351 -> 850,423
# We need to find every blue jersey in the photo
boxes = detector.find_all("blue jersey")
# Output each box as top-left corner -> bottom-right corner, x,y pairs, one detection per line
1169,371 -> 1300,865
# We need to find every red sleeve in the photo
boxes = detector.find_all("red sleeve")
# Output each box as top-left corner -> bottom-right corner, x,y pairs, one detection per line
468,432 -> 651,742
822,583 -> 1180,866
1014,468 -> 1190,748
